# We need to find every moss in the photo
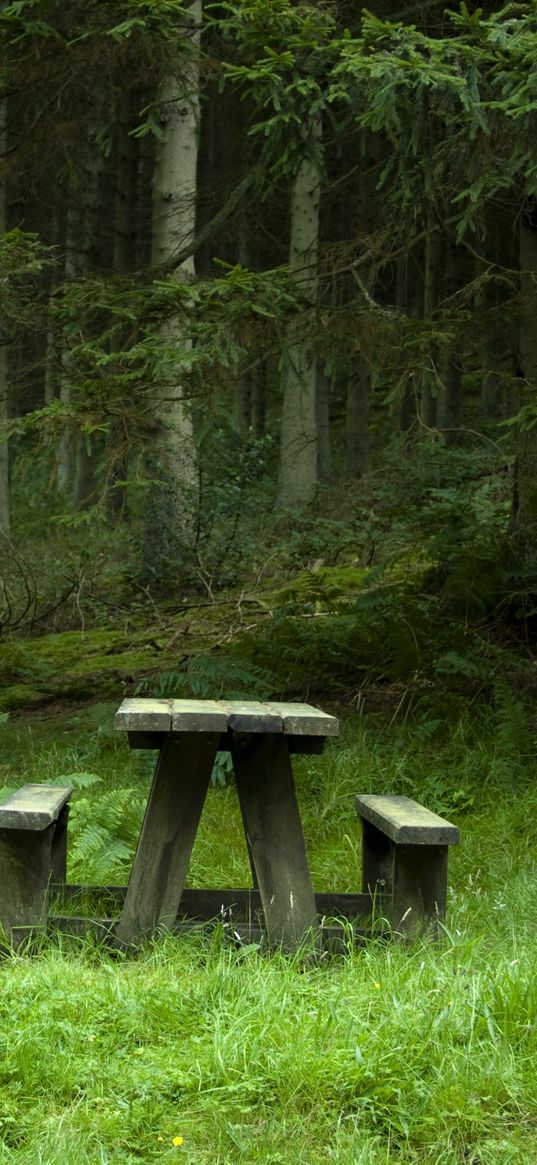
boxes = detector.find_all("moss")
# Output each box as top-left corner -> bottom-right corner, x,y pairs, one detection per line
266,565 -> 370,612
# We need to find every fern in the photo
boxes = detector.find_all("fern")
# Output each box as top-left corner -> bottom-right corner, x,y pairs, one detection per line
136,652 -> 274,700
68,787 -> 145,883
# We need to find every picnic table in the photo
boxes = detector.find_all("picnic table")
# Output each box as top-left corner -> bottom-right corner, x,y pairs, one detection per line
113,698 -> 339,948
0,699 -> 460,950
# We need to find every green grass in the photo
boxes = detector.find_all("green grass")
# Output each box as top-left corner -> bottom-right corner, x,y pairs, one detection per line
0,689 -> 536,1162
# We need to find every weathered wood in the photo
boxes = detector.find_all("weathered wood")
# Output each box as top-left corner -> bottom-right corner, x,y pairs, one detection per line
357,794 -> 458,939
50,804 -> 70,883
0,784 -> 73,831
356,795 -> 459,846
392,845 -> 449,939
269,702 -> 339,737
222,701 -> 282,734
361,819 -> 394,901
127,731 -> 326,755
171,699 -> 228,733
231,733 -> 318,948
0,826 -> 54,947
53,884 -> 379,921
114,733 -> 219,945
115,698 -> 172,733
50,913 -> 373,951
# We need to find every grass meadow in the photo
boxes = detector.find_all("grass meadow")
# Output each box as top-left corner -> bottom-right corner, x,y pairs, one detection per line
0,687 -> 536,1164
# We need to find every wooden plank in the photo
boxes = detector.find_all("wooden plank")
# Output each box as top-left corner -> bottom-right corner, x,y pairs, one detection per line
127,731 -> 166,750
50,914 -> 375,951
128,730 -> 326,756
50,805 -> 70,883
0,785 -> 73,831
392,845 -> 449,939
268,702 -> 339,737
0,825 -> 55,947
231,733 -> 318,948
356,795 -> 459,846
171,699 -> 228,734
222,701 -> 282,733
114,733 -> 219,945
115,698 -> 172,733
53,885 -> 379,921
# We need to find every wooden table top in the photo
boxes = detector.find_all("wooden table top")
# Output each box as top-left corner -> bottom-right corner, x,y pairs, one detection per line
115,698 -> 339,738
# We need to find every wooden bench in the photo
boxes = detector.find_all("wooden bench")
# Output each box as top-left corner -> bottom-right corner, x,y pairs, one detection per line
0,784 -> 73,948
356,794 -> 460,938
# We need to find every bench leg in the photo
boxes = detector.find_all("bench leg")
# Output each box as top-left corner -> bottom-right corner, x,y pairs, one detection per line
51,804 -> 70,884
361,819 -> 393,906
0,826 -> 55,948
392,844 -> 448,939
361,819 -> 448,938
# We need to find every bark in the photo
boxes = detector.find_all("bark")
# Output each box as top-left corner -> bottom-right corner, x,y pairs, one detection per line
108,95 -> 140,521
0,94 -> 9,534
396,256 -> 416,432
481,204 -> 515,420
316,367 -> 332,482
57,119 -> 105,500
146,1 -> 201,571
420,211 -> 441,429
345,354 -> 370,476
510,206 -> 537,561
437,238 -> 463,437
277,116 -> 322,509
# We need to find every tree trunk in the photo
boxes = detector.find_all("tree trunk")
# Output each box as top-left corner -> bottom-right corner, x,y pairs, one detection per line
145,1 -> 201,573
277,116 -> 322,509
316,366 -> 332,482
57,119 -> 105,500
420,211 -> 441,430
437,237 -> 463,438
108,94 -> 140,521
0,94 -> 9,534
510,205 -> 537,560
345,353 -> 370,477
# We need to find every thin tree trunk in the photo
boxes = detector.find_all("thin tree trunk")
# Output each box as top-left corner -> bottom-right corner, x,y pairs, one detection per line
108,94 -> 140,521
437,237 -> 463,437
145,1 -> 201,572
345,354 -> 369,476
0,94 -> 9,533
510,203 -> 537,560
277,115 -> 322,509
420,210 -> 441,430
316,366 -> 332,482
58,120 -> 105,500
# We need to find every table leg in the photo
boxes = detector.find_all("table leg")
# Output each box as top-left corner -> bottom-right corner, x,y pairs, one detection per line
231,733 -> 318,949
115,733 -> 219,945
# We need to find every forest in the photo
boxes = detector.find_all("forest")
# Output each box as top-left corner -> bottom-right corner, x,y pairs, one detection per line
1,2 -> 537,1164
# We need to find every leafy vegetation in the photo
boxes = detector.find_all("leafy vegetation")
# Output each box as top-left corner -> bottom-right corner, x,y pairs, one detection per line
0,691 -> 537,1162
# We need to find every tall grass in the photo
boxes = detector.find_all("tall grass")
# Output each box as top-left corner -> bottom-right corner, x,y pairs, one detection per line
0,689 -> 536,1163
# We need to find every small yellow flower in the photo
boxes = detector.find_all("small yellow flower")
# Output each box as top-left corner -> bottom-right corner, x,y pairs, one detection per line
172,1137 -> 184,1147
157,1136 -> 164,1143
374,982 -> 381,991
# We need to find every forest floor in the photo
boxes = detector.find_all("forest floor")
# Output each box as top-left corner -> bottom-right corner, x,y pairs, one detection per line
0,691 -> 535,1164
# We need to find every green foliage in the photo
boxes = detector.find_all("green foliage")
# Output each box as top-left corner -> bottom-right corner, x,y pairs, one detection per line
136,652 -> 274,701
69,786 -> 145,882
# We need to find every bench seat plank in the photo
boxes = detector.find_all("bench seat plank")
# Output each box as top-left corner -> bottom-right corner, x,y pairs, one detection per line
115,698 -> 172,732
222,701 -> 282,734
171,700 -> 228,733
356,795 -> 459,846
268,702 -> 339,736
0,784 -> 73,831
